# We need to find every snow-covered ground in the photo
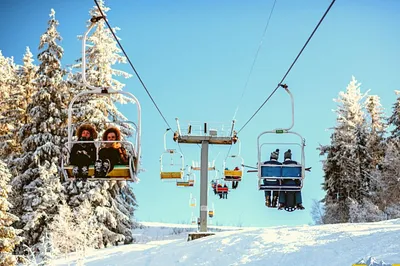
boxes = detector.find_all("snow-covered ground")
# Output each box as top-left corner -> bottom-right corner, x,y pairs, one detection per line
53,219 -> 400,266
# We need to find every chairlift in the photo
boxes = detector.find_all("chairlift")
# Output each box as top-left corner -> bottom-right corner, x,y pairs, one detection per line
191,160 -> 216,171
189,193 -> 197,207
211,175 -> 229,197
190,212 -> 197,225
61,17 -> 141,182
223,139 -> 244,182
160,129 -> 184,180
176,166 -> 196,187
215,184 -> 229,194
208,203 -> 215,218
210,171 -> 229,195
257,85 -> 306,211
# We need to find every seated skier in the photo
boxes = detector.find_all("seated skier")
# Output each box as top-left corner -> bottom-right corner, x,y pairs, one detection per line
70,124 -> 97,179
278,149 -> 305,210
263,149 -> 281,207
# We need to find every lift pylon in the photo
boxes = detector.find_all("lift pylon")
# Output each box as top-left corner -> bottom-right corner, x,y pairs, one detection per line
174,119 -> 237,235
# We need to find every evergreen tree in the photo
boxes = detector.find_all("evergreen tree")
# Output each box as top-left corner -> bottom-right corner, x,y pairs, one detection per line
2,47 -> 38,166
378,140 -> 400,219
10,9 -> 67,254
64,0 -> 137,247
364,95 -> 387,212
365,95 -> 386,169
380,90 -> 400,219
0,160 -> 22,266
0,52 -> 18,161
387,90 -> 400,140
320,76 -> 374,223
49,200 -> 101,256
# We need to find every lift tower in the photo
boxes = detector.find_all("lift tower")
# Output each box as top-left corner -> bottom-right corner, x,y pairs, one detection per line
174,119 -> 238,235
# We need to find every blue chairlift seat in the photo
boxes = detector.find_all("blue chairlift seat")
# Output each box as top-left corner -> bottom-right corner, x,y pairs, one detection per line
261,165 -> 281,177
259,165 -> 302,191
281,165 -> 302,178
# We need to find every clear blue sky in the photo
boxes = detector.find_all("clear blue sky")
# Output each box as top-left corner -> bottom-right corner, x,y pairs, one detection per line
1,0 -> 399,227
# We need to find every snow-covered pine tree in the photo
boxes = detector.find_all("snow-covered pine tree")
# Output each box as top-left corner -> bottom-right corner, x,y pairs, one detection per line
49,199 -> 101,258
2,47 -> 38,170
0,52 -> 18,161
364,95 -> 387,213
380,90 -> 400,219
0,159 -> 23,266
365,95 -> 386,169
319,132 -> 350,223
387,90 -> 400,140
10,9 -> 67,254
48,203 -> 75,256
64,0 -> 137,248
321,76 -> 375,223
378,140 -> 400,219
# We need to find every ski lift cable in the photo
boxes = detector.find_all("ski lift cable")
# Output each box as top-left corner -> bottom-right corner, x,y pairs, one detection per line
237,0 -> 336,134
224,145 -> 233,162
177,142 -> 185,157
232,0 -> 277,121
94,0 -> 172,130
226,0 -> 277,163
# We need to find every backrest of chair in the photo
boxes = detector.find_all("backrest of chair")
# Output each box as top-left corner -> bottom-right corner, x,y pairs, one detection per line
281,165 -> 302,178
261,165 -> 282,177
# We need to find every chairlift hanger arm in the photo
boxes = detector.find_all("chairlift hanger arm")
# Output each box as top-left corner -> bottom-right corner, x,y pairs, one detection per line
278,83 -> 294,131
90,15 -> 105,23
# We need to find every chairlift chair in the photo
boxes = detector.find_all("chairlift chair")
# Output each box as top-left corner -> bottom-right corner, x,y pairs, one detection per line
258,141 -> 305,191
189,193 -> 197,207
61,18 -> 141,182
208,203 -> 215,218
223,139 -> 244,182
191,160 -> 216,171
190,212 -> 197,225
215,185 -> 229,194
176,166 -> 196,187
160,130 -> 184,180
213,176 -> 229,194
256,85 -> 306,211
210,171 -> 229,194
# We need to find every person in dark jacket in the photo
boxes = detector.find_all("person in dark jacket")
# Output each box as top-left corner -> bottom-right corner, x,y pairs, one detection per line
263,149 -> 281,207
70,124 -> 97,179
95,126 -> 128,177
223,184 -> 228,199
211,180 -> 217,195
232,166 -> 240,189
278,149 -> 305,210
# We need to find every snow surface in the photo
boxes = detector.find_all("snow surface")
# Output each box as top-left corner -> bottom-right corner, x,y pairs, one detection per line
53,219 -> 400,266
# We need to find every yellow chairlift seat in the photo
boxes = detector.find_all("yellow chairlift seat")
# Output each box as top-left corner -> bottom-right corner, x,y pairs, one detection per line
160,171 -> 183,179
189,199 -> 196,207
63,164 -> 132,181
224,170 -> 242,181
